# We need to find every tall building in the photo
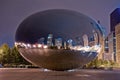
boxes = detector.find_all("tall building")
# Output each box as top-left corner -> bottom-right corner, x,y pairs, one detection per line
115,23 -> 120,64
110,8 -> 120,32
105,8 -> 120,62
103,37 -> 112,61
47,34 -> 53,46
82,34 -> 88,47
104,37 -> 109,53
108,32 -> 116,61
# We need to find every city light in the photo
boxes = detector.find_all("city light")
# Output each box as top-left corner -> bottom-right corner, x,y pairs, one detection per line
43,45 -> 48,49
38,44 -> 42,48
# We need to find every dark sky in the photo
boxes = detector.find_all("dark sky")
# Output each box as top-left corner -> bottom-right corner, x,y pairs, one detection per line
0,0 -> 120,47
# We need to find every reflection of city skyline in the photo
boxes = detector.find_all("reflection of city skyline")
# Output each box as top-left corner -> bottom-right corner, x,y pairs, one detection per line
36,30 -> 99,49
15,30 -> 100,53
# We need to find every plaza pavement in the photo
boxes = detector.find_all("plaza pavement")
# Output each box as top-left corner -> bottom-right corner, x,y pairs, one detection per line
0,68 -> 120,80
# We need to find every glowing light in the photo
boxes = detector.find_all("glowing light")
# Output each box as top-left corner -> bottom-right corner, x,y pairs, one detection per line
38,44 -> 42,48
27,44 -> 31,48
70,45 -> 101,53
33,44 -> 37,48
43,45 -> 48,49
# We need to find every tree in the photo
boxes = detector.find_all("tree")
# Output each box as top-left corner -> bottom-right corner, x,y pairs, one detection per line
0,44 -> 11,65
11,46 -> 31,65
0,44 -> 31,66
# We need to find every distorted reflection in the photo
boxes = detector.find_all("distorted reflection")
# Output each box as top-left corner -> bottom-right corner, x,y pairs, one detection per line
15,9 -> 104,71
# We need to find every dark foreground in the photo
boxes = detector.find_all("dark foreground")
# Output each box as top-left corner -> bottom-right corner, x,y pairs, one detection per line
0,68 -> 120,80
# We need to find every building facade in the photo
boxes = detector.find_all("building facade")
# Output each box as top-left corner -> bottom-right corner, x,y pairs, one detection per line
108,32 -> 116,61
104,8 -> 120,62
110,8 -> 120,32
115,23 -> 120,64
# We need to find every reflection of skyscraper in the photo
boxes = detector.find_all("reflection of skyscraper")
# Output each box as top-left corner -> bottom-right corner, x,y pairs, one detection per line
55,38 -> 62,49
93,30 -> 98,45
75,37 -> 82,45
38,37 -> 45,44
82,34 -> 88,46
67,39 -> 73,48
115,23 -> 120,64
47,34 -> 53,46
64,41 -> 67,49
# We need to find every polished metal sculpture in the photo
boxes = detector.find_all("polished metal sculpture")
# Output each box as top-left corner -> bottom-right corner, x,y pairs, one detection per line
15,9 -> 104,71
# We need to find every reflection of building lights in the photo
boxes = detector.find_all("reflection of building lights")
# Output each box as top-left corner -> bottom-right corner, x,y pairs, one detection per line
21,43 -> 27,47
38,44 -> 42,48
67,39 -> 73,48
15,41 -> 101,53
27,44 -> 31,48
15,42 -> 18,47
43,45 -> 48,49
33,44 -> 37,48
71,45 -> 101,52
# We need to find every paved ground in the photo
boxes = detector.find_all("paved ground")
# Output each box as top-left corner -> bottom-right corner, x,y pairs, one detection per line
0,68 -> 120,80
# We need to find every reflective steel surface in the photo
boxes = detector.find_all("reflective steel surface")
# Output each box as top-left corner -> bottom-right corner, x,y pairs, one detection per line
15,9 -> 104,71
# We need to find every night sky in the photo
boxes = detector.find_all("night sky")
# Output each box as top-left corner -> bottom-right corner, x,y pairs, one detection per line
0,0 -> 120,47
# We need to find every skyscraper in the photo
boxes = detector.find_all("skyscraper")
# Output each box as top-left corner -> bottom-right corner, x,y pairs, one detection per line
108,32 -> 116,61
110,8 -> 120,32
115,23 -> 120,64
107,8 -> 120,62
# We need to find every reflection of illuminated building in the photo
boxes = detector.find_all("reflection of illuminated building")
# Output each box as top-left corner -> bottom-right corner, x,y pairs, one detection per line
55,38 -> 62,49
93,30 -> 98,45
115,23 -> 120,64
47,34 -> 53,46
75,37 -> 82,45
89,36 -> 94,47
38,37 -> 45,44
82,34 -> 88,46
67,39 -> 73,48
64,41 -> 67,49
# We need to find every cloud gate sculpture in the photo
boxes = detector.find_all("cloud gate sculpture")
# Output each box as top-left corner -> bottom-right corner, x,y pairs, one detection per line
15,9 -> 104,71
